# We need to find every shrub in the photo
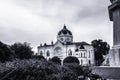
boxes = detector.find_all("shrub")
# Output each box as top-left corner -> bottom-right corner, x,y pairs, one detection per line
0,59 -> 77,80
50,56 -> 61,65
64,63 -> 83,77
31,55 -> 46,60
63,56 -> 79,64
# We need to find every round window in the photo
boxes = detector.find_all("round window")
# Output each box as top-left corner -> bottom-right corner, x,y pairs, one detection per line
61,38 -> 63,41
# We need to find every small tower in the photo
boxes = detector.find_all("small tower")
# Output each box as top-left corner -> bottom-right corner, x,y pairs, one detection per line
40,43 -> 42,47
57,25 -> 73,44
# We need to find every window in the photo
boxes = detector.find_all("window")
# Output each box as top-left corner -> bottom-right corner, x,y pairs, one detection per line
76,53 -> 79,57
84,53 -> 86,57
76,53 -> 78,55
47,51 -> 50,57
81,60 -> 83,65
68,49 -> 72,56
67,38 -> 69,41
89,51 -> 90,58
61,38 -> 63,41
40,51 -> 43,56
81,53 -> 82,57
89,60 -> 91,65
54,47 -> 62,55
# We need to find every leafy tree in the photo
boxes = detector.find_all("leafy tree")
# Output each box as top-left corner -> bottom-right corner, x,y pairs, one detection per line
0,41 -> 16,62
11,42 -> 34,59
50,56 -> 61,65
91,39 -> 110,66
63,56 -> 79,64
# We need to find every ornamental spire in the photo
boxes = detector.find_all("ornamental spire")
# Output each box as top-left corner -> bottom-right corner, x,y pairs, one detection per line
63,24 -> 67,29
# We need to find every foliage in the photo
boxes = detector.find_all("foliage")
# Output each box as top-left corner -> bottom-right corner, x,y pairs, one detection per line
89,74 -> 102,80
11,42 -> 34,59
64,63 -> 83,76
91,39 -> 110,66
0,41 -> 16,62
0,59 -> 77,80
63,56 -> 79,64
50,56 -> 61,65
31,55 -> 46,60
63,64 -> 101,80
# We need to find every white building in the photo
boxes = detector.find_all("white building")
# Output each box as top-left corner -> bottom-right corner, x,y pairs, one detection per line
37,25 -> 95,66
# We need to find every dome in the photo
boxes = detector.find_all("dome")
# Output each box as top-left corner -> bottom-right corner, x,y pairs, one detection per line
57,25 -> 73,44
58,25 -> 72,36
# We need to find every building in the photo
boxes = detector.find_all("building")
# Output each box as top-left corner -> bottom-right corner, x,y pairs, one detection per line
37,25 -> 95,66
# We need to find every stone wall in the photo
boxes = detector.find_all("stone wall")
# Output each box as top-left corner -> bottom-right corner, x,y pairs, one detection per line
92,67 -> 120,79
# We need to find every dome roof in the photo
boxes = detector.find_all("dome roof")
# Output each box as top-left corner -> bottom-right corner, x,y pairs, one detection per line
58,25 -> 72,36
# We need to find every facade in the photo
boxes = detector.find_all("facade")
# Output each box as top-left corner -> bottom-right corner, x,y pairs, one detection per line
37,25 -> 95,66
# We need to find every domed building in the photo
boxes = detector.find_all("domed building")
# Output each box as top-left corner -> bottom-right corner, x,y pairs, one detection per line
57,25 -> 73,44
37,25 -> 95,66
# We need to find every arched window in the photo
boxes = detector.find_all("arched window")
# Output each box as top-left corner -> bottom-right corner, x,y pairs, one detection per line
67,38 -> 69,41
61,38 -> 63,41
89,51 -> 91,58
81,60 -> 83,65
47,51 -> 50,57
54,47 -> 62,53
81,53 -> 83,57
84,53 -> 86,57
68,49 -> 72,56
89,60 -> 91,65
40,51 -> 43,56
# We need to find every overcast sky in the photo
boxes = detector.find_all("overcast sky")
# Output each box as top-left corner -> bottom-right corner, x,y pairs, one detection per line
0,0 -> 113,52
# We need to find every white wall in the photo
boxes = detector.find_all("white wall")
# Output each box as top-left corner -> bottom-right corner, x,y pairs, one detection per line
38,44 -> 95,66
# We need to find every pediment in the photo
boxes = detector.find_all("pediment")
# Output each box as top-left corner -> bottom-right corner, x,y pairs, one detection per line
54,41 -> 63,48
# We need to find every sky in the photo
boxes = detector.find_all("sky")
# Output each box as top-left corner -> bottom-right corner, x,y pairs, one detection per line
0,0 -> 113,53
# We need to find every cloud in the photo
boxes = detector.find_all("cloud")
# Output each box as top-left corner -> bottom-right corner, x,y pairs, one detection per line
0,0 -> 113,52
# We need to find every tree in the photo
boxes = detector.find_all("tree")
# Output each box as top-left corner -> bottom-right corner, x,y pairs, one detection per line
11,42 -> 34,59
0,41 -> 16,62
50,56 -> 61,65
63,56 -> 79,64
91,39 -> 110,66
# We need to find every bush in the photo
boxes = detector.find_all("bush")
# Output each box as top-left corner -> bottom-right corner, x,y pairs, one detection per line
63,56 -> 79,64
31,55 -> 46,60
64,63 -> 83,77
0,59 -> 77,80
50,56 -> 61,65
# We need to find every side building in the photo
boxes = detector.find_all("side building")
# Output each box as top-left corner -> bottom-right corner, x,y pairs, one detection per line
37,25 -> 95,66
